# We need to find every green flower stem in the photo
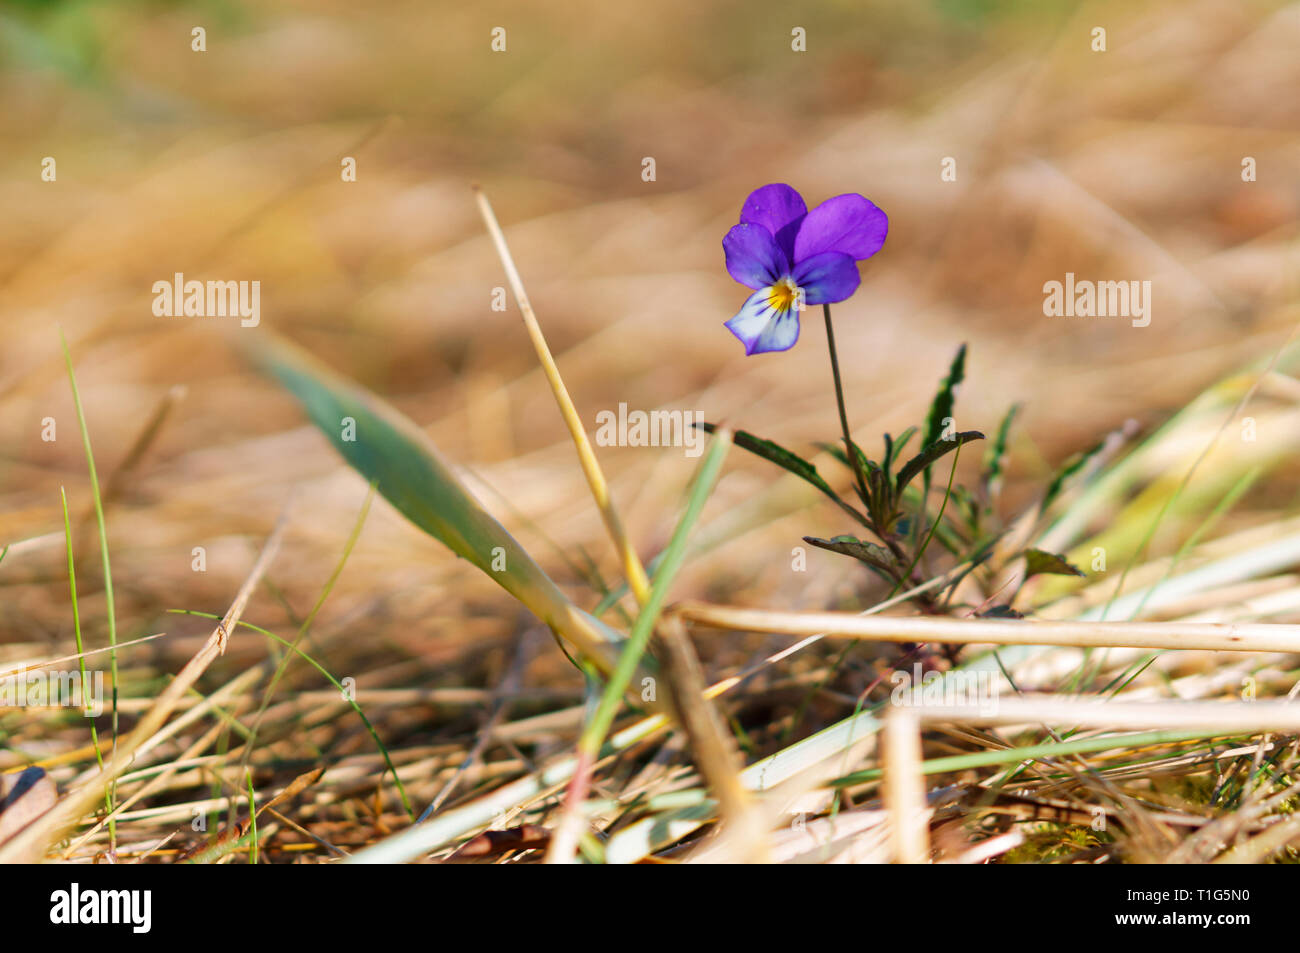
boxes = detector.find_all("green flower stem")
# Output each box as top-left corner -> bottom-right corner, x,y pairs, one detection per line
822,304 -> 871,513
823,304 -> 912,582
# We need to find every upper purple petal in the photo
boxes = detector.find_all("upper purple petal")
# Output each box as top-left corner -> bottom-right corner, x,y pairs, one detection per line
793,194 -> 888,262
792,252 -> 860,305
740,183 -> 807,260
722,223 -> 789,291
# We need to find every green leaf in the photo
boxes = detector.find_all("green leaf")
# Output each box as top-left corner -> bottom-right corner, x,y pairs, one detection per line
977,605 -> 1024,619
705,425 -> 869,526
813,440 -> 880,478
580,434 -> 730,760
943,484 -> 983,544
802,535 -> 900,574
895,430 -> 985,497
701,425 -> 832,495
982,403 -> 1019,502
923,344 -> 967,451
1022,548 -> 1085,578
814,439 -> 880,510
244,332 -> 626,674
1041,435 -> 1108,511
883,426 -> 918,474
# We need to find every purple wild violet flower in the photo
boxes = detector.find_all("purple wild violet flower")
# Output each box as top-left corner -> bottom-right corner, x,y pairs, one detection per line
722,183 -> 888,355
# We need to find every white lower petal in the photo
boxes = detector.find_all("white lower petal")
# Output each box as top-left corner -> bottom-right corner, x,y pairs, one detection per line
725,288 -> 800,355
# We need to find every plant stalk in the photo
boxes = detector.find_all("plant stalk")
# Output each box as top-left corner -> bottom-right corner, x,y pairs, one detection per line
822,304 -> 872,509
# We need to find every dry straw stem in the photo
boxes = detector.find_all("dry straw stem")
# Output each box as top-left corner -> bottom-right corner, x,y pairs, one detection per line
678,603 -> 1300,654
544,433 -> 734,864
894,697 -> 1300,734
473,185 -> 652,609
89,384 -> 186,524
656,614 -> 767,862
0,632 -> 165,679
0,509 -> 289,864
243,330 -> 633,683
347,573 -> 957,863
680,732 -> 880,864
61,669 -> 264,859
881,709 -> 927,865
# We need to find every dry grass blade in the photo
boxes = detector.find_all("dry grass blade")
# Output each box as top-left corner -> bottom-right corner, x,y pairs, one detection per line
8,1 -> 1300,869
0,506 -> 291,863
177,766 -> 328,865
679,603 -> 1300,654
545,430 -> 731,863
346,614 -> 853,863
60,671 -> 264,859
243,329 -> 639,684
473,185 -> 652,608
0,633 -> 165,679
882,709 -> 927,864
87,384 -> 186,525
655,615 -> 766,862
897,697 -> 1300,733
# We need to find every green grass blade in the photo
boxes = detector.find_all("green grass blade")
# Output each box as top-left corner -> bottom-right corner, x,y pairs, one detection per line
246,771 -> 259,865
243,331 -> 626,676
60,332 -> 120,845
169,609 -> 416,820
241,484 -> 376,770
832,728 -> 1243,785
60,486 -> 107,785
579,432 -> 730,758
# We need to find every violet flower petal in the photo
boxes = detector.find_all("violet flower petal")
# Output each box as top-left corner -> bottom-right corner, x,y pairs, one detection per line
792,251 -> 860,305
739,183 -> 808,260
723,223 -> 789,290
792,193 -> 889,262
725,287 -> 801,355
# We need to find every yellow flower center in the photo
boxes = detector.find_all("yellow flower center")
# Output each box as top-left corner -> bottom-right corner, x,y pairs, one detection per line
766,277 -> 802,313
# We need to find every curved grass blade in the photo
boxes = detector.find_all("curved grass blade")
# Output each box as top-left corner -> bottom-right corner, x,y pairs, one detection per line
474,186 -> 652,608
242,331 -> 627,678
60,332 -> 120,845
170,609 -> 416,820
548,432 -> 733,862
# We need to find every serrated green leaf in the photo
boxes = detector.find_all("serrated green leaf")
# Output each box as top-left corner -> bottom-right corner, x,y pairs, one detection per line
813,440 -> 880,476
923,344 -> 967,451
895,430 -> 985,497
706,425 -> 868,526
1041,436 -> 1108,511
1022,548 -> 1085,578
700,425 -> 831,494
982,403 -> 1019,502
977,605 -> 1025,619
884,426 -> 918,474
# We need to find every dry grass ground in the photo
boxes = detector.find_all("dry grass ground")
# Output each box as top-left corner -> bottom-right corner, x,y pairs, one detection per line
2,0 -> 1300,863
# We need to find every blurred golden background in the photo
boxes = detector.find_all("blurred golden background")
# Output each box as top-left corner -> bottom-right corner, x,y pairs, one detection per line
3,0 -> 1299,708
